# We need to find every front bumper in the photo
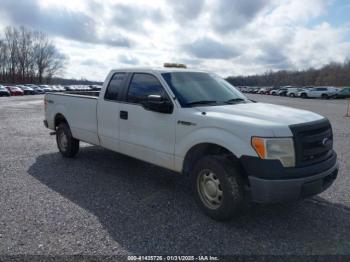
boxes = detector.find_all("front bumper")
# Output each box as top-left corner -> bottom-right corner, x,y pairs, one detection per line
248,162 -> 338,203
240,152 -> 339,203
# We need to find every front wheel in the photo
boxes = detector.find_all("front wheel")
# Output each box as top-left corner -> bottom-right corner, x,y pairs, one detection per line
56,123 -> 80,158
191,156 -> 246,221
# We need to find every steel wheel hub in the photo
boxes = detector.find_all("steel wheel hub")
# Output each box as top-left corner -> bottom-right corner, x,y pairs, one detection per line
59,132 -> 68,150
197,170 -> 223,209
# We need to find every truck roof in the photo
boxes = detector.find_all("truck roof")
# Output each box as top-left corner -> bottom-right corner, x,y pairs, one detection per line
110,67 -> 207,74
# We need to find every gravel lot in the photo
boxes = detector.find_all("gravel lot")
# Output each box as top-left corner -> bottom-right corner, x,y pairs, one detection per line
0,94 -> 349,255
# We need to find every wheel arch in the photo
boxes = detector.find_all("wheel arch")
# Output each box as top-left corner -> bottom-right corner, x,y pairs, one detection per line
54,113 -> 69,129
182,143 -> 244,177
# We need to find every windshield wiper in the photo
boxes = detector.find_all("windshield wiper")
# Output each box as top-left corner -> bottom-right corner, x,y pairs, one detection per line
224,98 -> 246,104
186,100 -> 218,107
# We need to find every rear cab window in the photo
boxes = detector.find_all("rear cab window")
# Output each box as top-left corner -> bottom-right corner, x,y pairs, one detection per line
104,72 -> 126,101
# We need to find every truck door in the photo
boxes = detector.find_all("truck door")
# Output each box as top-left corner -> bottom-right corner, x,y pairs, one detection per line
97,72 -> 127,152
118,73 -> 176,170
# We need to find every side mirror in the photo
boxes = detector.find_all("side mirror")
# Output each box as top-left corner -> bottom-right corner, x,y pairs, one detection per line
142,94 -> 173,114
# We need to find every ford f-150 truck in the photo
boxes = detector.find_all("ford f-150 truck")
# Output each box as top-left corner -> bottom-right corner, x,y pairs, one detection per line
44,67 -> 339,220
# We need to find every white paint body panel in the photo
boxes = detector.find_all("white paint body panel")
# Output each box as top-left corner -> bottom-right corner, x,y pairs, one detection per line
45,94 -> 99,145
45,68 -> 326,173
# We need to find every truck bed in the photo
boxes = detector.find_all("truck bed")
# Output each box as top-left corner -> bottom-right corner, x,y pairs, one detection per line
49,91 -> 100,97
45,92 -> 100,145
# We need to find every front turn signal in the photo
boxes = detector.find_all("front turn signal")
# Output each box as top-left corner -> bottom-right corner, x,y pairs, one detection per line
251,137 -> 266,159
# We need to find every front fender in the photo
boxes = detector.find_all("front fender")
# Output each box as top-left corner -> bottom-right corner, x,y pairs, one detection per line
174,127 -> 257,171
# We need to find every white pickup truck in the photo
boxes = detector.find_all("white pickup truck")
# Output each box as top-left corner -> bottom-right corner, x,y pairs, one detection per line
44,67 -> 339,220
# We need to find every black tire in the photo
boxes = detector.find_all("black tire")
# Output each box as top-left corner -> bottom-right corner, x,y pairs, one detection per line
301,93 -> 307,98
321,94 -> 328,99
289,93 -> 295,97
56,123 -> 79,158
190,155 -> 246,221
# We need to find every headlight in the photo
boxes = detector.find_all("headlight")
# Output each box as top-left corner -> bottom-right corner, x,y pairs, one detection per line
251,137 -> 295,167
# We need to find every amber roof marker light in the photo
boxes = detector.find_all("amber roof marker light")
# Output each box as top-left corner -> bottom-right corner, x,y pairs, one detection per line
163,63 -> 187,68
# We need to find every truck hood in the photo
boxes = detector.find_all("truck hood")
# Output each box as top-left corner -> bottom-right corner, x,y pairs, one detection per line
197,102 -> 324,126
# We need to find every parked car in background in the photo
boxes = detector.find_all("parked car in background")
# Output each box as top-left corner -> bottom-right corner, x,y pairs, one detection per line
18,85 -> 35,95
269,88 -> 280,95
5,86 -> 24,96
23,84 -> 42,94
258,88 -> 268,94
0,85 -> 11,96
277,86 -> 292,96
89,85 -> 102,91
39,85 -> 53,92
249,87 -> 260,94
64,86 -> 76,91
286,88 -> 303,97
298,87 -> 338,99
56,86 -> 66,92
331,87 -> 350,99
237,86 -> 248,93
30,86 -> 45,94
50,86 -> 61,92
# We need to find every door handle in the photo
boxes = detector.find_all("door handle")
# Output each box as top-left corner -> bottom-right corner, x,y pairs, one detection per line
120,110 -> 128,120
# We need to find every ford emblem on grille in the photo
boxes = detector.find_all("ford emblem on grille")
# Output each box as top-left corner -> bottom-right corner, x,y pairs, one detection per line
322,137 -> 331,147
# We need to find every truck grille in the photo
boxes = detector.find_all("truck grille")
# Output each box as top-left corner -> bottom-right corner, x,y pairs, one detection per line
290,119 -> 333,167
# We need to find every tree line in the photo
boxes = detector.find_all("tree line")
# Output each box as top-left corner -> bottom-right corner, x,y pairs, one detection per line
226,61 -> 350,87
0,26 -> 66,85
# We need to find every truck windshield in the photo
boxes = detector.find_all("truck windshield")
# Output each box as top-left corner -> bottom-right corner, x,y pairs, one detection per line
162,72 -> 248,107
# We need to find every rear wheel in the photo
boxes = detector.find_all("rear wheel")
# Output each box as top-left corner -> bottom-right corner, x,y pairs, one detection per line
56,123 -> 79,157
301,93 -> 307,98
191,155 -> 246,221
289,93 -> 295,97
321,94 -> 329,99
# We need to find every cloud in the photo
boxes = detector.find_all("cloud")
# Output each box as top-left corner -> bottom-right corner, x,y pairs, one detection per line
118,54 -> 140,65
0,0 -> 349,80
184,37 -> 238,59
255,36 -> 293,69
0,0 -> 131,47
211,0 -> 271,33
167,0 -> 205,22
81,58 -> 102,66
287,22 -> 350,69
111,4 -> 164,32
264,0 -> 332,26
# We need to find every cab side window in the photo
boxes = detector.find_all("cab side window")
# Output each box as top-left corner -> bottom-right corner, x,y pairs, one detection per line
127,74 -> 164,104
104,73 -> 126,101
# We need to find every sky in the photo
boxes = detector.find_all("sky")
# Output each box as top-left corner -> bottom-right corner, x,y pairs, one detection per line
0,0 -> 349,81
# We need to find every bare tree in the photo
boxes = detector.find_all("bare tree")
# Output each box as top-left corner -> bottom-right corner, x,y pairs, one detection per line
227,60 -> 350,87
33,31 -> 66,83
0,40 -> 8,81
17,26 -> 33,82
0,26 -> 66,84
4,26 -> 19,83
